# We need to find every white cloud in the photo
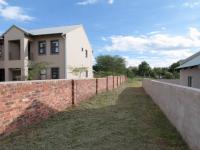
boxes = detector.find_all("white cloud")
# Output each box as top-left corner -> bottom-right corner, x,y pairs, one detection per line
183,0 -> 200,8
77,0 -> 114,5
77,0 -> 98,5
108,0 -> 114,4
0,0 -> 33,21
104,28 -> 200,52
124,56 -> 176,68
103,28 -> 200,67
0,0 -> 7,5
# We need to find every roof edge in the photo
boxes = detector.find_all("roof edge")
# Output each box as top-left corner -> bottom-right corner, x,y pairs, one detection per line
2,25 -> 32,37
181,51 -> 200,65
1,24 -> 84,37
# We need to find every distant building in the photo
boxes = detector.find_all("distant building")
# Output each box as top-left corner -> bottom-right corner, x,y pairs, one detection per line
0,25 -> 93,81
177,51 -> 200,89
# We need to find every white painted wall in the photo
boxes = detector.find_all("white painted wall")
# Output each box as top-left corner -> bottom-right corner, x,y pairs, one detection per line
66,26 -> 93,79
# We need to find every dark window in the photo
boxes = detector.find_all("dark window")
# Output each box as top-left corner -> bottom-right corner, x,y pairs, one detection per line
86,70 -> 88,78
38,41 -> 46,55
82,48 -> 84,52
51,40 -> 59,54
85,50 -> 88,58
0,69 -> 5,82
28,42 -> 31,60
12,69 -> 21,81
188,76 -> 192,87
51,68 -> 59,79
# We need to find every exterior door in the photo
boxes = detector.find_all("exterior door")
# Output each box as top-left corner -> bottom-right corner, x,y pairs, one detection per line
0,69 -> 5,82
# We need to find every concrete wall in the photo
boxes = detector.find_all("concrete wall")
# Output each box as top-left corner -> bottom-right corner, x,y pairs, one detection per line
0,76 -> 126,137
157,79 -> 180,85
143,79 -> 200,150
180,68 -> 200,89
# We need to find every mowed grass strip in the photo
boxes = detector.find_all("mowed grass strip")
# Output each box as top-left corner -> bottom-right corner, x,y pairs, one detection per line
0,79 -> 189,150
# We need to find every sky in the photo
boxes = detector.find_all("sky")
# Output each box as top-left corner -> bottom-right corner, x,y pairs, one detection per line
1,0 -> 200,67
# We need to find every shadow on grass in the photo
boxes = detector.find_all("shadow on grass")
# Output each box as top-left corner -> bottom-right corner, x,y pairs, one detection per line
1,100 -> 57,138
0,84 -> 189,150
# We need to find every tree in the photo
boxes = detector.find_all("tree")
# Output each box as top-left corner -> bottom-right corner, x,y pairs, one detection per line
126,66 -> 138,78
169,61 -> 180,73
153,68 -> 163,79
93,55 -> 126,77
169,61 -> 180,79
28,62 -> 49,80
162,71 -> 174,79
138,61 -> 151,77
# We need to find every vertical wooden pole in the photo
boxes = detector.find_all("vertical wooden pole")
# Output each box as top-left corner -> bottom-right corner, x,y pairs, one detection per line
96,78 -> 98,95
72,80 -> 75,105
117,76 -> 119,87
113,76 -> 115,89
106,77 -> 109,91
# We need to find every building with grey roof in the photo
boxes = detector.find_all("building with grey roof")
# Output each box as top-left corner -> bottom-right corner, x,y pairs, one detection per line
0,25 -> 93,81
177,51 -> 200,89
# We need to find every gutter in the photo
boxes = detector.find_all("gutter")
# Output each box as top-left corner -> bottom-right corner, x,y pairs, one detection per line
62,33 -> 68,79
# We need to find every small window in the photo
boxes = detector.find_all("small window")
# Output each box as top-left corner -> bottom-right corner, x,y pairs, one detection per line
38,41 -> 46,55
85,50 -> 88,58
188,76 -> 192,87
40,69 -> 47,80
82,48 -> 84,52
51,68 -> 59,79
86,70 -> 88,78
51,40 -> 59,54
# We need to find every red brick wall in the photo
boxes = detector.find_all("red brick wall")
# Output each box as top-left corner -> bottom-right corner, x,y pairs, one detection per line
97,78 -> 107,93
0,76 -> 126,137
75,79 -> 96,104
107,76 -> 114,90
114,76 -> 118,88
0,80 -> 72,137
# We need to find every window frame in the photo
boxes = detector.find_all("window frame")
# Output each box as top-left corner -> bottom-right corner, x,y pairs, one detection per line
40,69 -> 47,80
85,49 -> 88,58
85,70 -> 88,78
38,41 -> 46,55
51,67 -> 59,79
188,76 -> 192,87
50,40 -> 60,54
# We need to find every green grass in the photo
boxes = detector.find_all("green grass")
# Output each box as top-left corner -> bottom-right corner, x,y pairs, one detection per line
0,79 -> 189,150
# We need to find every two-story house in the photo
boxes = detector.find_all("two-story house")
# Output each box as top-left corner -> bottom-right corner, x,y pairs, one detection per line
0,25 -> 93,81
